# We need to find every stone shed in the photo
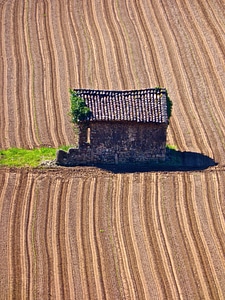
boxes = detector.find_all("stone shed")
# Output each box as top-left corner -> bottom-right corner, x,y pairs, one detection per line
56,88 -> 169,166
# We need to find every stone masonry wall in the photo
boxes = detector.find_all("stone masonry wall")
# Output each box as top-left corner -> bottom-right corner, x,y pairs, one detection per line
56,121 -> 167,166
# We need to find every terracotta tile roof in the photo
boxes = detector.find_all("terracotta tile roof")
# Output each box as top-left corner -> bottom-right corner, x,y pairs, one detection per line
73,88 -> 168,123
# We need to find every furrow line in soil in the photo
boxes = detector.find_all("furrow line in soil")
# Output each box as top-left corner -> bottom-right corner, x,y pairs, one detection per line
188,174 -> 223,298
39,0 -> 67,146
20,172 -> 37,299
28,173 -> 49,299
113,0 -> 139,87
157,174 -> 185,298
75,179 -> 89,298
127,1 -> 161,86
0,2 -> 10,148
7,172 -> 22,299
82,0 -> 104,88
78,1 -> 98,87
24,0 -> 41,146
13,0 -> 33,148
144,173 -> 174,299
34,0 -> 57,146
198,0 -> 225,55
0,170 -> 15,298
51,178 -> 64,298
139,174 -> 165,299
64,179 -> 76,299
140,1 -> 191,150
3,1 -> 21,147
180,0 -> 225,161
153,174 -> 180,298
95,176 -> 122,299
97,1 -> 125,89
66,1 -> 83,87
173,0 -> 224,160
200,173 -> 225,295
89,1 -> 112,88
33,175 -> 52,298
120,174 -> 145,298
127,174 -> 151,299
0,169 -> 9,218
206,172 -> 225,252
161,173 -> 200,298
114,1 -> 144,88
57,179 -> 73,299
114,174 -> 136,298
88,177 -> 107,299
82,177 -> 102,299
153,0 -> 209,152
177,174 -> 211,298
102,1 -> 130,88
49,0 -> 71,145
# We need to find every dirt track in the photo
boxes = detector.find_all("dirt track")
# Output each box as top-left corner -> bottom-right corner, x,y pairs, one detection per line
0,0 -> 225,299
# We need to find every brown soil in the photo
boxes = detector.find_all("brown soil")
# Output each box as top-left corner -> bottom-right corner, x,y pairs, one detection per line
0,0 -> 225,299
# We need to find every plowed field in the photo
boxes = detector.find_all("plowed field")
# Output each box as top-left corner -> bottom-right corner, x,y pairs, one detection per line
0,0 -> 225,299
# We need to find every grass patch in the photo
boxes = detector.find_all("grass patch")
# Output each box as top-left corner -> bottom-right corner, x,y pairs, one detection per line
166,144 -> 178,151
0,146 -> 71,167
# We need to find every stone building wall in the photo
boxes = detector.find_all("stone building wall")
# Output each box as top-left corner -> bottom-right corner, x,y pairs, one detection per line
56,121 -> 167,166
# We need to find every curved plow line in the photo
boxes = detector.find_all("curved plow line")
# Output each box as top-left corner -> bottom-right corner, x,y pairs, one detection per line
45,2 -> 69,145
51,179 -> 62,297
175,0 -> 224,154
211,172 -> 225,240
190,174 -> 223,298
50,1 -> 71,145
159,174 -> 185,299
10,1 -> 22,147
18,1 -> 34,148
20,173 -> 36,300
90,1 -> 112,88
183,0 -> 225,98
60,2 -> 80,87
88,177 -> 106,299
205,0 -> 225,34
80,1 -> 96,86
64,179 -> 76,300
153,174 -> 180,299
1,4 -> 10,148
115,0 -> 141,87
25,0 -> 41,145
67,2 -> 83,86
139,173 -> 164,299
200,173 -> 225,288
158,0 -> 215,151
114,174 -> 136,298
142,0 -> 191,149
99,1 -> 126,89
114,0 -> 139,87
158,0 -> 212,152
105,177 -> 124,297
105,1 -> 132,88
83,1 -> 104,88
127,174 -> 151,299
0,171 -> 10,219
35,2 -> 57,146
177,174 -> 210,299
129,1 -> 162,85
76,179 -> 90,298
7,172 -> 21,299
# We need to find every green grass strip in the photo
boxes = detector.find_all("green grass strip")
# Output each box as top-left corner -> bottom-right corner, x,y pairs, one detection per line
0,146 -> 70,167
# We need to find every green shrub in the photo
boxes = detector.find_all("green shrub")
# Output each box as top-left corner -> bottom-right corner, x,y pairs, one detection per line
69,89 -> 91,123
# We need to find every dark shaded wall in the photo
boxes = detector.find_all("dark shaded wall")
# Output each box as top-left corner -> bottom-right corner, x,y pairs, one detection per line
56,121 -> 167,166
